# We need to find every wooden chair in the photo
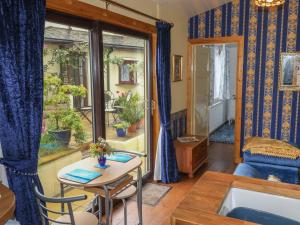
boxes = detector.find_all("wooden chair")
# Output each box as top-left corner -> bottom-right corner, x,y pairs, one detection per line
34,186 -> 98,225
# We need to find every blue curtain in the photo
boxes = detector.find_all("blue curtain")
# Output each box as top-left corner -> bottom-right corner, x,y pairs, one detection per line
156,22 -> 179,183
0,1 -> 46,225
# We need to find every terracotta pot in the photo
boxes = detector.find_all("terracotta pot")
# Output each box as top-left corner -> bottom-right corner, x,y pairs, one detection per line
137,118 -> 145,129
128,123 -> 138,133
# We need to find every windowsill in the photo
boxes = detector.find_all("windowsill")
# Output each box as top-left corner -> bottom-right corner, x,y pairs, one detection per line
115,83 -> 138,86
38,148 -> 80,166
38,142 -> 90,166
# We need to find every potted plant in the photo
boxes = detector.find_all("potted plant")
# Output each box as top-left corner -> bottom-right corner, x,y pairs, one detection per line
137,108 -> 145,129
119,93 -> 143,133
44,74 -> 87,147
113,121 -> 130,137
89,137 -> 113,168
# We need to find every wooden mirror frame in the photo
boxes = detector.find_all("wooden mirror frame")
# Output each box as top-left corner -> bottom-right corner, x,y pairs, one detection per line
279,52 -> 300,91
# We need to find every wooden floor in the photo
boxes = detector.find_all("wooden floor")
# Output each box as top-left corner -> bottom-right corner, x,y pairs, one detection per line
111,143 -> 236,225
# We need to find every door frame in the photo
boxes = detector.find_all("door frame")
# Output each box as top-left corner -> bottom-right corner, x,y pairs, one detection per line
186,36 -> 244,163
46,0 -> 160,178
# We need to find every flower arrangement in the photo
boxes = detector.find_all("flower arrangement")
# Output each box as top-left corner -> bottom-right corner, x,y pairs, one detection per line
89,137 -> 113,158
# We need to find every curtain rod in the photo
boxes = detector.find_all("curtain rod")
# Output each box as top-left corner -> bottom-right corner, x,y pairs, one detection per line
99,0 -> 174,27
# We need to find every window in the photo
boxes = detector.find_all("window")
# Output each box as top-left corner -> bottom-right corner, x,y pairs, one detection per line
119,59 -> 137,84
40,21 -> 93,197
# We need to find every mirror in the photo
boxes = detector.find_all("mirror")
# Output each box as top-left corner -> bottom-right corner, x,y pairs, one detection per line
280,52 -> 300,90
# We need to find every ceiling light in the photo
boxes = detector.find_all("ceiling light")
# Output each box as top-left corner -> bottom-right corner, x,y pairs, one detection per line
255,0 -> 285,7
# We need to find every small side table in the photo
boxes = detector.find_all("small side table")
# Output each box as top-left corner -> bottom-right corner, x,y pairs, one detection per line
0,183 -> 15,225
174,136 -> 208,178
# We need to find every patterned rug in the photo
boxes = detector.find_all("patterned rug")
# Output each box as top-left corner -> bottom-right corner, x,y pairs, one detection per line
210,122 -> 234,144
132,183 -> 171,206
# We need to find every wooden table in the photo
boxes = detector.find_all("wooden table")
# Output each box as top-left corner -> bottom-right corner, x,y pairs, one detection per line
0,184 -> 15,225
57,156 -> 143,225
174,136 -> 208,178
171,171 -> 300,225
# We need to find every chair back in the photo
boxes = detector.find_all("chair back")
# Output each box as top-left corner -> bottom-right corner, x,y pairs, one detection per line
34,186 -> 87,225
105,90 -> 115,110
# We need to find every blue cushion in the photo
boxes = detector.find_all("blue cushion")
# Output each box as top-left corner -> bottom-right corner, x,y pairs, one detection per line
227,207 -> 300,225
233,163 -> 262,179
244,151 -> 300,168
246,162 -> 300,184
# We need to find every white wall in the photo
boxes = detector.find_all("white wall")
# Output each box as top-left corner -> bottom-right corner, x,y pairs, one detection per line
228,45 -> 237,98
80,0 -> 189,113
209,101 -> 227,133
0,143 -> 8,186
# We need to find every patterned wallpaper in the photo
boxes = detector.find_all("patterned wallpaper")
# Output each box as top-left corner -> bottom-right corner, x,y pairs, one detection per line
189,0 -> 300,152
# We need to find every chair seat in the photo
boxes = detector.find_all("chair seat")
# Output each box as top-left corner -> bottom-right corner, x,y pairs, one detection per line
52,212 -> 98,225
114,185 -> 137,200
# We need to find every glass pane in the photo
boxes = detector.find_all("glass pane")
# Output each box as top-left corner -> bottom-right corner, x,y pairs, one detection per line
39,21 -> 93,198
192,46 -> 210,136
103,31 -> 150,176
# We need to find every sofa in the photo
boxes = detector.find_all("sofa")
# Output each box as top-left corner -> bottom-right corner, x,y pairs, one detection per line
234,150 -> 300,184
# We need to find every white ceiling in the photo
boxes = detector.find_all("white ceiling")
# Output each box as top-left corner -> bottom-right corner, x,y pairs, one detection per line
151,0 -> 232,16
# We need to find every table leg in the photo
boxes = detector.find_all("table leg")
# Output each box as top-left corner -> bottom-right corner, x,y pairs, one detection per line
60,183 -> 65,213
137,166 -> 143,225
103,185 -> 111,225
109,199 -> 113,224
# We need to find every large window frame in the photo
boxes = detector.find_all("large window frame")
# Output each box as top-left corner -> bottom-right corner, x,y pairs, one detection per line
45,10 -> 154,177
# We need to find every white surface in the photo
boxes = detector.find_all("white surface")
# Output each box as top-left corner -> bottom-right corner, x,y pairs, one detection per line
192,46 -> 210,137
5,221 -> 20,225
0,142 -> 8,187
228,45 -> 237,97
151,0 -> 232,15
209,101 -> 227,134
227,99 -> 235,121
219,188 -> 300,221
154,127 -> 162,181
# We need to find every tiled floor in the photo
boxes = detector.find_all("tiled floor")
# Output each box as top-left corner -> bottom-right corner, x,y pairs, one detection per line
46,142 -> 235,225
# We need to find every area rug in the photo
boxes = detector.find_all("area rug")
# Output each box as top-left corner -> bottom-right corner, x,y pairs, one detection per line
132,183 -> 171,206
210,122 -> 234,144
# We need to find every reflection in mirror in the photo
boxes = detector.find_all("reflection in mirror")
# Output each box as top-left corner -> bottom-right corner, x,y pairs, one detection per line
280,53 -> 300,90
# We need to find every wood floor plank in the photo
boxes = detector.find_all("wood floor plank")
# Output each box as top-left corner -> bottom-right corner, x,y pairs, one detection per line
111,143 -> 236,225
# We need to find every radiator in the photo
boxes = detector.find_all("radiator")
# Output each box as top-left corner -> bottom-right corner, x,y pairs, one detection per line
209,101 -> 227,134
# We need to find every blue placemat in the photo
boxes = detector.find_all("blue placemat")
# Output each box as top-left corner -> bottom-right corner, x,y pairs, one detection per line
106,154 -> 134,163
61,169 -> 101,184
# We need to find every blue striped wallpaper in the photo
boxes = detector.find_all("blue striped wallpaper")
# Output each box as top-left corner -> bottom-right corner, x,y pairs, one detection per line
189,0 -> 300,153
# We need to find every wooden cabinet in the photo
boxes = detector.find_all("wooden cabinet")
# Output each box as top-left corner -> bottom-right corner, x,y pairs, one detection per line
174,136 -> 208,178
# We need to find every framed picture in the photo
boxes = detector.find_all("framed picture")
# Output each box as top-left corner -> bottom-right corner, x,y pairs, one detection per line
119,60 -> 137,85
280,53 -> 300,90
172,55 -> 183,82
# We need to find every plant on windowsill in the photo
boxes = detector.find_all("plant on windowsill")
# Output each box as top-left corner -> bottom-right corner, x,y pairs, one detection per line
113,121 -> 130,137
89,137 -> 113,168
44,74 -> 87,147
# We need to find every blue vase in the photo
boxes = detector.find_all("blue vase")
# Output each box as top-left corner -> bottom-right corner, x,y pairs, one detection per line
98,156 -> 107,167
116,128 -> 126,137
